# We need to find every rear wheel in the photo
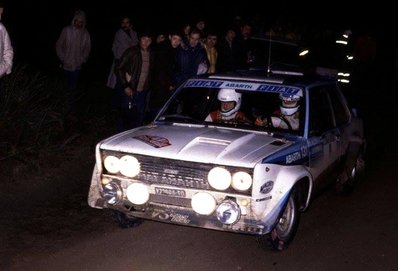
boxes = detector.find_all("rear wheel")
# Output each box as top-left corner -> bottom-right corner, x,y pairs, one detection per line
336,149 -> 366,195
112,211 -> 143,228
257,191 -> 300,251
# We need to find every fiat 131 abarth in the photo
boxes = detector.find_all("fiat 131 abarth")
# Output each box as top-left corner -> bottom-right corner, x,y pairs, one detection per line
88,69 -> 365,251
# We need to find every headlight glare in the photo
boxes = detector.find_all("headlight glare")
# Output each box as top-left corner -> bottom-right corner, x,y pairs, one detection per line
119,155 -> 140,177
232,171 -> 252,191
208,167 -> 231,190
191,192 -> 216,215
104,155 -> 120,174
126,183 -> 150,205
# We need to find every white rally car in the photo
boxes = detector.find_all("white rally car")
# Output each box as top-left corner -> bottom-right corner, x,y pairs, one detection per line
88,69 -> 365,251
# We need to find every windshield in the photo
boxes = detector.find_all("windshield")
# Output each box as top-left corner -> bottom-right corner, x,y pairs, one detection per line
156,82 -> 305,135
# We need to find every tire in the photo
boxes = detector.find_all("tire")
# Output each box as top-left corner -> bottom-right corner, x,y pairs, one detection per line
112,210 -> 143,228
336,149 -> 366,195
257,191 -> 300,251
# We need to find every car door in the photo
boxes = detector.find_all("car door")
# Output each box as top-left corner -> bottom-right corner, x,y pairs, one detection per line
327,84 -> 351,157
307,85 -> 341,192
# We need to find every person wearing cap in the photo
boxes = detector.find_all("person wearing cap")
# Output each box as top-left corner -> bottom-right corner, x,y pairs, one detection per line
255,93 -> 301,130
0,1 -> 13,81
205,88 -> 251,124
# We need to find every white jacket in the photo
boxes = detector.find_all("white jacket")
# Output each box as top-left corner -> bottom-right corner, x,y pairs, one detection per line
56,25 -> 91,71
0,22 -> 13,77
56,11 -> 91,72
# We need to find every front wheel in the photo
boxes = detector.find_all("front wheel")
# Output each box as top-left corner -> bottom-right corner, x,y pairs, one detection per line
112,210 -> 143,228
257,192 -> 300,251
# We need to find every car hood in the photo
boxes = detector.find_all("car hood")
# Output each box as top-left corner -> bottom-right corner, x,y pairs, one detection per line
99,124 -> 293,167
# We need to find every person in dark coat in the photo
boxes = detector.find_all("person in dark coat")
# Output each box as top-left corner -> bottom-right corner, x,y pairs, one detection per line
147,31 -> 182,121
115,32 -> 154,131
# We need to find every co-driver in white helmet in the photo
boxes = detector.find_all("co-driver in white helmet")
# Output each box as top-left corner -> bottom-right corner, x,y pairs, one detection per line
255,92 -> 300,130
205,88 -> 251,124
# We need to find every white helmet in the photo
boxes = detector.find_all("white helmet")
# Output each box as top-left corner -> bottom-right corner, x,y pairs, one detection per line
279,93 -> 300,116
217,88 -> 242,117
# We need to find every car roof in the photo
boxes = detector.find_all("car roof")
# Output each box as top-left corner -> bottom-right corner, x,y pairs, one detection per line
198,68 -> 337,89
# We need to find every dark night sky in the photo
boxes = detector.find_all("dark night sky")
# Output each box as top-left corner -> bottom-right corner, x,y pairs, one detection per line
2,0 -> 396,76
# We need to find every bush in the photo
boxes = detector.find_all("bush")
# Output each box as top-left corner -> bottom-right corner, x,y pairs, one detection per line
0,64 -> 72,164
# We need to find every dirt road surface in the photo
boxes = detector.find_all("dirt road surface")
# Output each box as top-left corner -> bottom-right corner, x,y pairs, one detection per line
1,98 -> 398,271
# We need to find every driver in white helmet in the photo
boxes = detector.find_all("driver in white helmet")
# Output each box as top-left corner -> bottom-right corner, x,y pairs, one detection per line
205,88 -> 251,124
255,92 -> 300,130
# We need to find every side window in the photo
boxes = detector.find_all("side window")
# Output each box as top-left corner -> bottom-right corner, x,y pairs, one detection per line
327,86 -> 350,126
309,87 -> 335,134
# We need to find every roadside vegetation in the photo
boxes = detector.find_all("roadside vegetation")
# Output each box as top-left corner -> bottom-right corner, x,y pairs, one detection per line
0,64 -> 114,182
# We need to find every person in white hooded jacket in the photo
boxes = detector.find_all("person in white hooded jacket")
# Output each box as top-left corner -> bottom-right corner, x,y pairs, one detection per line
56,9 -> 91,92
0,2 -> 13,80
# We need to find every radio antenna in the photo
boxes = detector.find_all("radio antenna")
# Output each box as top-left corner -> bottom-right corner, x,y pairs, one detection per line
267,30 -> 272,75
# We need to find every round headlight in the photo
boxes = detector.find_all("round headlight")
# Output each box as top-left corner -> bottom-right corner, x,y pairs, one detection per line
191,192 -> 216,215
102,182 -> 122,205
126,183 -> 150,205
208,167 -> 231,190
104,155 -> 120,174
216,200 -> 241,225
232,171 -> 252,191
119,155 -> 140,177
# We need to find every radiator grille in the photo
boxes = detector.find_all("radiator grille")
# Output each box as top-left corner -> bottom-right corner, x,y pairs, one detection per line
103,151 -> 253,196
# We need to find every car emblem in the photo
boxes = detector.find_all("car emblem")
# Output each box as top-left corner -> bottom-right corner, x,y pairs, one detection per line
260,181 -> 274,194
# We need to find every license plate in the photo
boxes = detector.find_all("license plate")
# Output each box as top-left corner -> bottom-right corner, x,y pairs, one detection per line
155,187 -> 186,197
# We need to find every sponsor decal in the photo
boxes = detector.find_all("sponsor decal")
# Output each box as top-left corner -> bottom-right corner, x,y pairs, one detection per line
257,84 -> 302,95
286,151 -> 302,164
255,195 -> 272,202
223,82 -> 254,89
184,80 -> 303,97
170,213 -> 191,224
285,145 -> 308,164
260,181 -> 274,194
152,209 -> 190,224
185,80 -> 223,88
133,135 -> 171,148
